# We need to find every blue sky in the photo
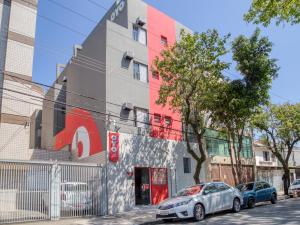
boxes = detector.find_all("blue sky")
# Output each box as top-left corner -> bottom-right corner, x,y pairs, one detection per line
33,0 -> 299,104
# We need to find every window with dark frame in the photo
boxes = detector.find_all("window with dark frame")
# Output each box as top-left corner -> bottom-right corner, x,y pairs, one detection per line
165,116 -> 172,127
160,35 -> 168,46
134,107 -> 149,129
133,62 -> 148,83
154,114 -> 161,123
183,157 -> 191,174
132,25 -> 147,45
152,70 -> 159,79
263,151 -> 270,162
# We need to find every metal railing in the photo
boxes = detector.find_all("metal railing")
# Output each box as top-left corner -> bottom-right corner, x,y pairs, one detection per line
0,161 -> 51,223
0,160 -> 104,224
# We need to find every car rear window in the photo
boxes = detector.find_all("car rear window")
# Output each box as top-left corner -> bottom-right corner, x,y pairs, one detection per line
236,183 -> 254,191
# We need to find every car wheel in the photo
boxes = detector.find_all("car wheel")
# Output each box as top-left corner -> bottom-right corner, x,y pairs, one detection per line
271,193 -> 277,204
162,219 -> 173,223
289,194 -> 293,198
232,198 -> 241,213
194,204 -> 205,221
247,198 -> 255,208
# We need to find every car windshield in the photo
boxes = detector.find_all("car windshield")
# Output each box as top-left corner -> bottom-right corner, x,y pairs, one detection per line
292,180 -> 300,185
176,185 -> 204,197
236,183 -> 254,191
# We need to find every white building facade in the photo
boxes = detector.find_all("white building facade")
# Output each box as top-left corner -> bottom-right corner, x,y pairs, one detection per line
0,0 -> 44,160
254,142 -> 300,192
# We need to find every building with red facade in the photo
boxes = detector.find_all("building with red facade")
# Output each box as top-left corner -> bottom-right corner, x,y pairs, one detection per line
41,0 -> 254,214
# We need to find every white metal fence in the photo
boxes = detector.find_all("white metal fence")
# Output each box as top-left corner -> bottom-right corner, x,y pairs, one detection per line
0,160 -> 105,224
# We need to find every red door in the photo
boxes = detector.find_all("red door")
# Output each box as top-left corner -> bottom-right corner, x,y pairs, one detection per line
150,168 -> 169,205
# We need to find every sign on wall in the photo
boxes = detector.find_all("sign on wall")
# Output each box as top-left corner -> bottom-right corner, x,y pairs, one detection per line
109,132 -> 119,163
111,0 -> 125,21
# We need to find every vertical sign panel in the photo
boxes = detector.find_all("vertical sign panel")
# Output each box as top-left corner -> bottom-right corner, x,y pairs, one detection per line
109,132 -> 119,163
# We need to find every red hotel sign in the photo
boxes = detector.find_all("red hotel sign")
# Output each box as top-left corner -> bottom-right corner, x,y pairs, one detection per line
109,132 -> 119,163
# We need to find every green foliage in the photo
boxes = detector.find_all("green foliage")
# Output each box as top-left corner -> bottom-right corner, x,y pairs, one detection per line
210,29 -> 278,184
252,103 -> 300,149
212,28 -> 278,131
252,103 -> 300,194
245,0 -> 300,26
154,30 -> 229,116
153,29 -> 230,184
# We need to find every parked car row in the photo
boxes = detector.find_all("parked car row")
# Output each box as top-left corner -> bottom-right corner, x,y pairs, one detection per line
156,181 -> 278,222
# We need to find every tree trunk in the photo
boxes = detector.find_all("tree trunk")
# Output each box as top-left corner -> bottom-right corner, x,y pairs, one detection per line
282,166 -> 290,195
193,159 -> 203,184
227,132 -> 238,185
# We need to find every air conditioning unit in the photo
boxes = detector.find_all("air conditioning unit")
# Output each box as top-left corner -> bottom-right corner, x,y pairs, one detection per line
124,51 -> 134,60
136,17 -> 146,26
122,102 -> 133,111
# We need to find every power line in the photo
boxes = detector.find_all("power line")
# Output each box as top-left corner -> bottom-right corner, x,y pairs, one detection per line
0,86 -> 253,143
87,0 -> 109,11
4,1 -> 295,131
47,0 -> 98,24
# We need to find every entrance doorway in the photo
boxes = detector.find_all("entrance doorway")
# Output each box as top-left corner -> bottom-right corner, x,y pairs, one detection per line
134,167 -> 169,205
135,168 -> 150,205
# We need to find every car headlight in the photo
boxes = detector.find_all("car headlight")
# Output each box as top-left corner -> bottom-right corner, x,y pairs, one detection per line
174,199 -> 192,207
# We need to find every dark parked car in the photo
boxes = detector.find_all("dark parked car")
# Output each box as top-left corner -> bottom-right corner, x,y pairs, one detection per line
236,181 -> 277,208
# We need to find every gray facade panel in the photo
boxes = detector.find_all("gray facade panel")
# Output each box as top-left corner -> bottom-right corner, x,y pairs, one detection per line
105,16 -> 149,135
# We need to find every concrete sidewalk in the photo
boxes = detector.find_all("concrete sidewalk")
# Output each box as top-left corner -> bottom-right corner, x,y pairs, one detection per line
13,206 -> 157,225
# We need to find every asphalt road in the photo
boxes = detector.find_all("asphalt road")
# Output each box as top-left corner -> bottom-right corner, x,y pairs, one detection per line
7,198 -> 300,225
148,198 -> 300,225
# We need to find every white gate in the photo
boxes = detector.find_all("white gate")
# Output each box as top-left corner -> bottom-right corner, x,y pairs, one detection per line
0,160 -> 104,224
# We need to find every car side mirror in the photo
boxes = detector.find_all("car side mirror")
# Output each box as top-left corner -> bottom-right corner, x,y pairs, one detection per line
203,190 -> 209,195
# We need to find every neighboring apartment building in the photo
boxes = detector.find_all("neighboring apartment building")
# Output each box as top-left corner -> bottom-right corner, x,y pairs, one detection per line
254,141 -> 300,192
41,0 -> 254,214
0,0 -> 45,160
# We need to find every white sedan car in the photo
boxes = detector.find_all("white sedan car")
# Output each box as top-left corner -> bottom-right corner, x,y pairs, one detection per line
43,182 -> 92,211
289,179 -> 300,198
156,182 -> 243,222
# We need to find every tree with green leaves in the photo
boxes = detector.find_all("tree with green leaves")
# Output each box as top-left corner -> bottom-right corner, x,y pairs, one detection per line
252,104 -> 300,195
153,30 -> 229,184
245,0 -> 300,26
211,28 -> 279,185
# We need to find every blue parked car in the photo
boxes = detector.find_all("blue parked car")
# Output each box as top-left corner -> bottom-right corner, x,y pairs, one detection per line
236,181 -> 277,208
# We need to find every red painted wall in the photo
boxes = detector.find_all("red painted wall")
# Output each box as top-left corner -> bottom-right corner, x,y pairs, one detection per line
55,108 -> 103,159
147,6 -> 182,141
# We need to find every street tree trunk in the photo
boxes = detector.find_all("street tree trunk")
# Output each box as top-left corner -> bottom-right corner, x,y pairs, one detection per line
227,132 -> 238,185
282,166 -> 291,195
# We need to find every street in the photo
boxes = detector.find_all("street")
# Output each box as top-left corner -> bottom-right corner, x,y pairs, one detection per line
10,198 -> 300,225
151,198 -> 300,225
